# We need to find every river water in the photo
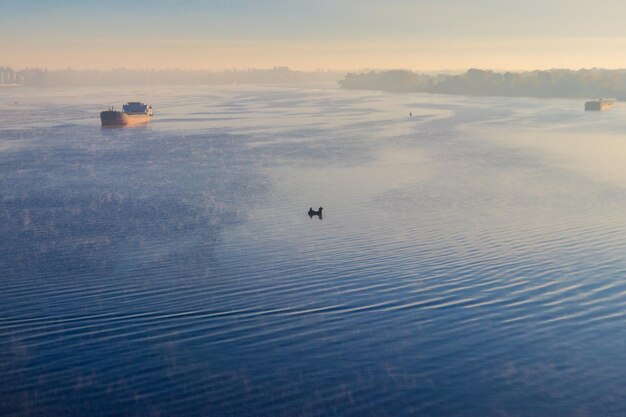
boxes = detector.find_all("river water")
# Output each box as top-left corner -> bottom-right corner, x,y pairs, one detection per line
2,85 -> 626,416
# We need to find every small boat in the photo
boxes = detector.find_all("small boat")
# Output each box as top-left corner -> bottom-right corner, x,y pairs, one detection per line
101,102 -> 153,126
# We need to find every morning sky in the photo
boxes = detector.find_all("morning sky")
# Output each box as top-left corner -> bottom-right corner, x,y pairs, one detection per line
2,0 -> 626,70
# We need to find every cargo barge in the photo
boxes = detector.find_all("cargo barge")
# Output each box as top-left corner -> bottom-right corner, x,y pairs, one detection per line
101,102 -> 153,126
585,98 -> 613,111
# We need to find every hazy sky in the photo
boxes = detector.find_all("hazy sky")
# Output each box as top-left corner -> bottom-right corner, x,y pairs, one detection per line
3,0 -> 626,70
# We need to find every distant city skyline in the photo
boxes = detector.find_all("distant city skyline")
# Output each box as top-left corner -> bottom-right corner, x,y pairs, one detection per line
3,0 -> 626,71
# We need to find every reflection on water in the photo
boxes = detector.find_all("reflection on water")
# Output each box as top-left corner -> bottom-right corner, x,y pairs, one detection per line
2,86 -> 626,417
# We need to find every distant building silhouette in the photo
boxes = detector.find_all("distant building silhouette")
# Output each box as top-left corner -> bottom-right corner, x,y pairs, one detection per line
0,67 -> 18,84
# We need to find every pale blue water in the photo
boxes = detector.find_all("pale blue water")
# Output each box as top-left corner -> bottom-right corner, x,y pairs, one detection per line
2,85 -> 626,417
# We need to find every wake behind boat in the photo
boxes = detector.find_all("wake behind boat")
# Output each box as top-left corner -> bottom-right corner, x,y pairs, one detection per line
101,102 -> 153,126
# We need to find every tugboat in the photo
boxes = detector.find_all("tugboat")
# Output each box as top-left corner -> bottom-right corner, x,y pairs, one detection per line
100,102 -> 153,126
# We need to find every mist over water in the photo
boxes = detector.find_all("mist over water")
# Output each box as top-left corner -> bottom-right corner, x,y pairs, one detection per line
2,85 -> 626,417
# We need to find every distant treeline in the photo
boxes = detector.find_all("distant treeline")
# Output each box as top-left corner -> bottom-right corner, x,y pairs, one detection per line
12,67 -> 341,87
339,68 -> 626,100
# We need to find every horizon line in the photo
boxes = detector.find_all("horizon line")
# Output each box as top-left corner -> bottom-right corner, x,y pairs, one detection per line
4,66 -> 626,73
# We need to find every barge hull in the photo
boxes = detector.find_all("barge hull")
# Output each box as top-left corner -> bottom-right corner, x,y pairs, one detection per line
100,111 -> 152,126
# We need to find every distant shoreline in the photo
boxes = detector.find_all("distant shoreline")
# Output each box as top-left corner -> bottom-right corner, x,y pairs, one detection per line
0,67 -> 343,88
339,68 -> 626,101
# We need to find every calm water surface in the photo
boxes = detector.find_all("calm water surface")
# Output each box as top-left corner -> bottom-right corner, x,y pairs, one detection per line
2,85 -> 626,416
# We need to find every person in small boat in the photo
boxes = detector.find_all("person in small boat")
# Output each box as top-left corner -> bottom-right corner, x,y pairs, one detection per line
308,207 -> 323,217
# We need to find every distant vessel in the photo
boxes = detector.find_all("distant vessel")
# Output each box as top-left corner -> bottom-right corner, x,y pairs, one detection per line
100,102 -> 153,126
585,99 -> 614,111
